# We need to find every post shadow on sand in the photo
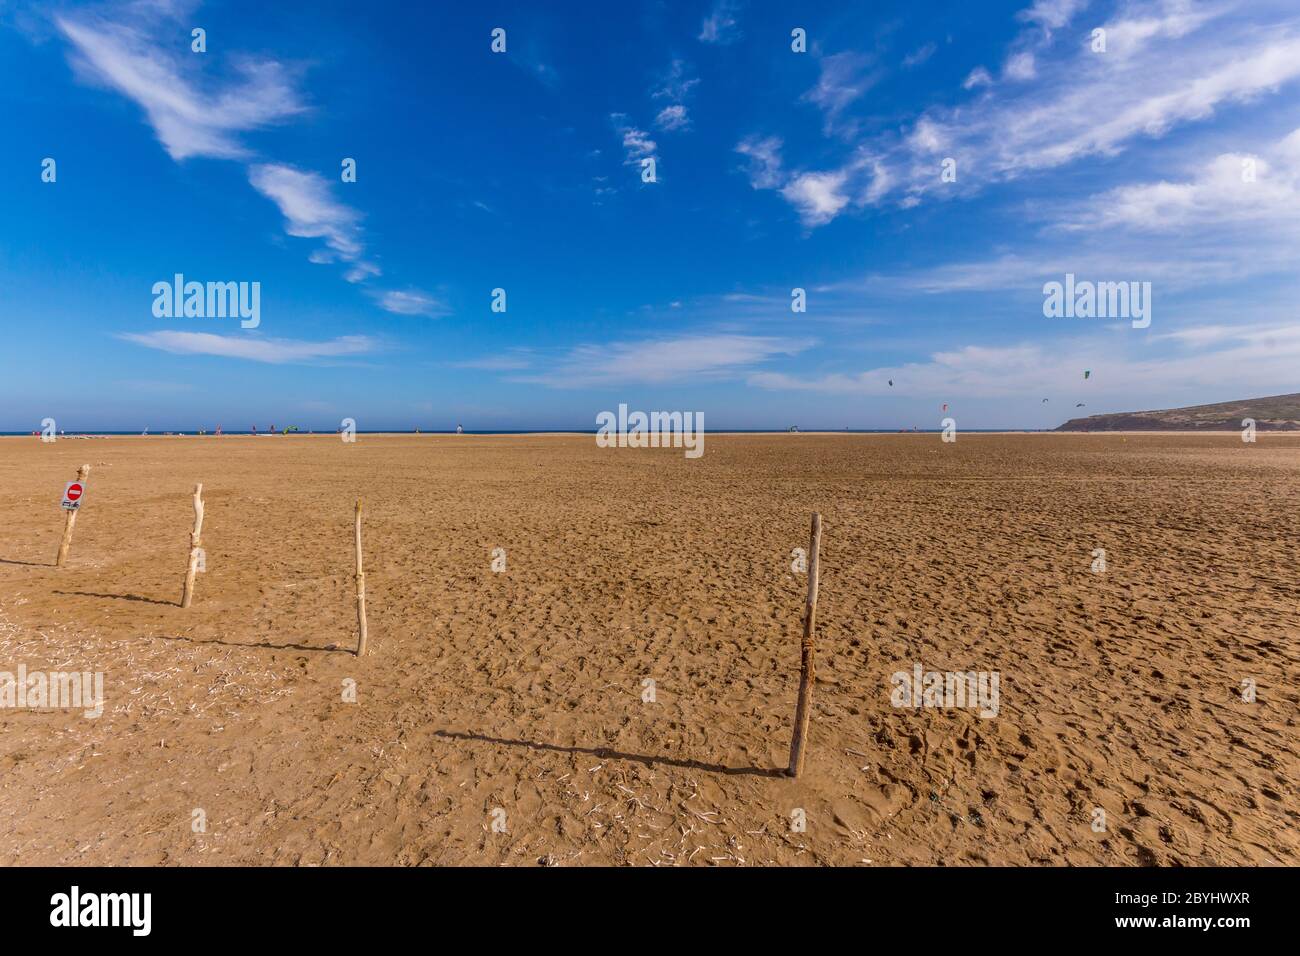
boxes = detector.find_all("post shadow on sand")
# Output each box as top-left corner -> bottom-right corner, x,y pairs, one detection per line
51,592 -> 351,653
0,557 -> 52,567
149,632 -> 345,654
54,589 -> 176,607
433,729 -> 786,778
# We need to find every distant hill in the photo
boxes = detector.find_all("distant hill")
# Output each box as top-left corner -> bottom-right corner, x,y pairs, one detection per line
1056,393 -> 1300,431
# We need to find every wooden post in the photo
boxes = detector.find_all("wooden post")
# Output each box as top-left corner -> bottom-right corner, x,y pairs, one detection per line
355,499 -> 368,656
181,483 -> 205,608
55,464 -> 90,567
788,512 -> 822,778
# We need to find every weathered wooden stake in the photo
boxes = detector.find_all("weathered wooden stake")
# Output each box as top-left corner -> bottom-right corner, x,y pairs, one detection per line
55,464 -> 90,567
788,512 -> 822,777
355,499 -> 368,656
181,483 -> 205,608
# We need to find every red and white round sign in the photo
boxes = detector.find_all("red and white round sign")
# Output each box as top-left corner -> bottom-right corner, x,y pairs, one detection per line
65,483 -> 84,502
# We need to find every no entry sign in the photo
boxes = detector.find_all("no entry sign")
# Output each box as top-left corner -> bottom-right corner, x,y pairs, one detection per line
61,481 -> 84,510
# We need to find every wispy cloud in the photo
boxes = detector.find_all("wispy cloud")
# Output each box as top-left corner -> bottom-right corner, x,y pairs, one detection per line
652,59 -> 700,103
1002,50 -> 1037,81
749,321 -> 1300,399
611,112 -> 657,165
925,0 -> 1300,184
375,289 -> 449,317
902,42 -> 937,68
1058,128 -> 1300,233
655,104 -> 690,131
516,333 -> 811,388
119,331 -> 377,364
803,52 -> 880,136
736,135 -> 785,189
1017,0 -> 1090,32
962,66 -> 994,90
248,164 -> 378,279
866,125 -> 1300,295
51,2 -> 434,299
781,171 -> 851,227
698,0 -> 742,44
650,60 -> 697,131
56,8 -> 304,161
743,0 -> 1300,228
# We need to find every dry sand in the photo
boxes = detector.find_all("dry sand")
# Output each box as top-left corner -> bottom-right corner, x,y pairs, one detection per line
0,433 -> 1295,866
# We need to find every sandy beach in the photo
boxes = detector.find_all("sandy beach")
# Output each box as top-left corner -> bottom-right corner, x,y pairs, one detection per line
0,433 -> 1295,866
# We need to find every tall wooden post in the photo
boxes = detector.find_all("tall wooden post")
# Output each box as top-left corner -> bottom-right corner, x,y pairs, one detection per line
181,483 -> 205,608
355,499 -> 368,656
788,512 -> 822,777
55,464 -> 90,567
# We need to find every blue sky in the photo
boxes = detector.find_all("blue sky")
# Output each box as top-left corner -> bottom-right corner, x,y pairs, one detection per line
3,0 -> 1299,430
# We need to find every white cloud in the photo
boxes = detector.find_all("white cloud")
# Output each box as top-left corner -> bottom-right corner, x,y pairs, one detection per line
648,61 -> 696,134
749,321 -> 1300,398
1059,133 -> 1300,233
804,52 -> 878,134
518,333 -> 811,388
903,43 -> 937,68
735,142 -> 884,225
621,127 -> 656,158
248,163 -> 361,258
56,11 -> 304,161
1017,0 -> 1090,31
736,135 -> 784,189
376,289 -> 448,317
120,331 -> 377,364
52,4 -> 409,293
1003,51 -> 1037,80
248,163 -> 379,278
344,261 -> 382,284
747,1 -> 1300,229
652,59 -> 700,103
907,117 -> 946,153
963,66 -> 994,90
655,104 -> 690,131
839,123 -> 1300,300
903,3 -> 1300,196
781,171 -> 851,227
698,0 -> 742,44
1099,3 -> 1216,58
877,243 -> 1286,295
611,113 -> 657,165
